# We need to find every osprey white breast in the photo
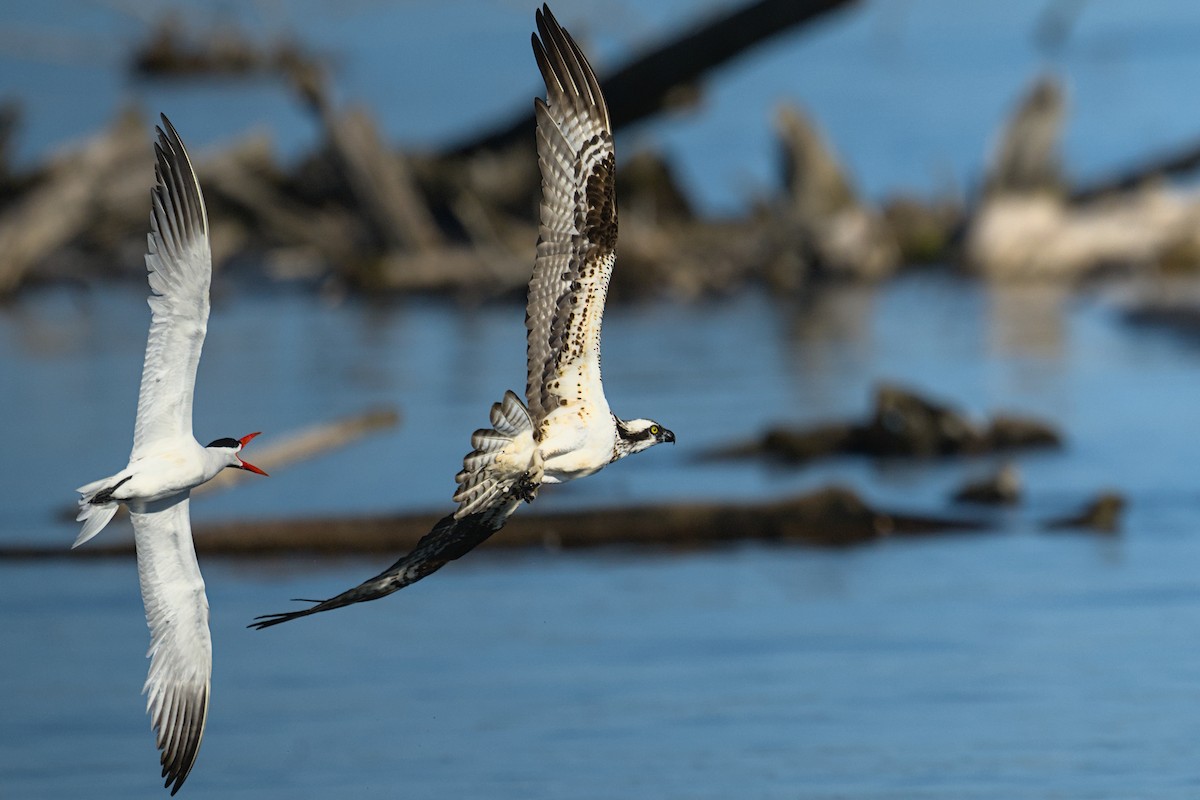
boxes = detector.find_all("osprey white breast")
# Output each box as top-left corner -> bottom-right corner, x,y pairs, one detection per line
252,4 -> 673,629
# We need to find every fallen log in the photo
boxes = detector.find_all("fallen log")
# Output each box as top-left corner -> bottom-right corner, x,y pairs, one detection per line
194,406 -> 400,496
703,383 -> 1063,464
1071,136 -> 1200,204
981,75 -> 1066,199
456,0 -> 860,155
0,108 -> 148,293
771,103 -> 899,281
14,486 -> 981,561
201,133 -> 366,270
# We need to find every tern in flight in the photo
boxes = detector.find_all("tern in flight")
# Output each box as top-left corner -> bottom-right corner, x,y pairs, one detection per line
252,5 -> 673,629
74,116 -> 267,794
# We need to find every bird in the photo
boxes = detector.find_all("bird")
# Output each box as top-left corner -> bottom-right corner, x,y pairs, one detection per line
251,4 -> 673,630
73,115 -> 267,795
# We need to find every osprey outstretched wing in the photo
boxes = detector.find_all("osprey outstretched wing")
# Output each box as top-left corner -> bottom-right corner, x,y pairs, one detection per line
252,5 -> 672,630
525,4 -> 617,430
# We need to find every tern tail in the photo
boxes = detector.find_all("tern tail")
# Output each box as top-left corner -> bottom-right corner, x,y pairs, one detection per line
73,474 -> 132,548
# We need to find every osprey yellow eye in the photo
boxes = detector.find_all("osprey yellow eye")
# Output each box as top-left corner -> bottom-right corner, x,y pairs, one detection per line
650,425 -> 660,435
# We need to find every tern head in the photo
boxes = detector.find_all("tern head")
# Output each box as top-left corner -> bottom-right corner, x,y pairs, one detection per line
206,432 -> 268,476
613,417 -> 675,460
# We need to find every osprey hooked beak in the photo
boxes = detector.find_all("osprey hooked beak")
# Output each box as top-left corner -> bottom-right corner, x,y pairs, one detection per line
236,432 -> 269,476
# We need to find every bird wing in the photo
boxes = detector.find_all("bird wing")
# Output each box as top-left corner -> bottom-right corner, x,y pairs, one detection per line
252,392 -> 538,629
130,493 -> 211,796
524,5 -> 618,429
131,115 -> 212,458
250,502 -> 521,629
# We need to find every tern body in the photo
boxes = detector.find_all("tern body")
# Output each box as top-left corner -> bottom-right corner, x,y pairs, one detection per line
74,117 -> 265,795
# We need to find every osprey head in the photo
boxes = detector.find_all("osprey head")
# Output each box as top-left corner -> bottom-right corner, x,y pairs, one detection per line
206,432 -> 268,475
613,417 -> 675,460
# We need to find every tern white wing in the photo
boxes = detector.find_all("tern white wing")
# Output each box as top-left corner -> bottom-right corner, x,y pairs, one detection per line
132,117 -> 212,458
525,5 -> 617,430
130,493 -> 211,795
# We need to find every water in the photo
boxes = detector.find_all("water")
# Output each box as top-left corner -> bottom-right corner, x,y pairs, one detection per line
7,0 -> 1200,795
6,274 -> 1200,797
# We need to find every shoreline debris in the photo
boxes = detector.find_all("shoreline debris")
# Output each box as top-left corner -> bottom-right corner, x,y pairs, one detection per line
10,485 -> 982,561
704,384 -> 1062,465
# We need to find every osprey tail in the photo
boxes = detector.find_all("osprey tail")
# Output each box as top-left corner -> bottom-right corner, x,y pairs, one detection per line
74,474 -> 131,548
453,390 -> 541,517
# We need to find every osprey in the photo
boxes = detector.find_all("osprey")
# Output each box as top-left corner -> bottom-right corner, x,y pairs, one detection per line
74,116 -> 267,795
252,5 -> 673,629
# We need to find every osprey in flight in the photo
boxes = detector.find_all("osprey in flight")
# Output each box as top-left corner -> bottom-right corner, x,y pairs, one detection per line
74,116 -> 267,794
252,5 -> 673,629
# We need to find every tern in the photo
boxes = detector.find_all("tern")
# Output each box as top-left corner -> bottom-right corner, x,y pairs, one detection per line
74,116 -> 267,795
252,5 -> 673,629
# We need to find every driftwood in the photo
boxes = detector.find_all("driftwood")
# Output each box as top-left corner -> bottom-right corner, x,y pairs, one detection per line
964,73 -> 1200,279
981,75 -> 1066,199
311,101 -> 444,254
965,190 -> 1200,280
201,133 -> 365,271
951,463 -> 1022,505
132,13 -> 321,82
194,407 -> 400,496
0,109 -> 148,292
458,0 -> 859,154
12,486 -> 982,561
705,384 -> 1062,464
1044,491 -> 1126,533
1072,136 -> 1200,203
769,103 -> 899,281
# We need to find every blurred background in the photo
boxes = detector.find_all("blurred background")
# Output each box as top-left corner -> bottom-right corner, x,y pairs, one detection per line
7,0 -> 1200,797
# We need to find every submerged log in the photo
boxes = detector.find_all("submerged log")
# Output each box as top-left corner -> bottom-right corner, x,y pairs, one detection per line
704,383 -> 1063,464
14,486 -> 981,561
1044,491 -> 1126,533
951,463 -> 1022,505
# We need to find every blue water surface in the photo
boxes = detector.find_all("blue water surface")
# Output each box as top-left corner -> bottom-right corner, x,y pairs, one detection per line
6,0 -> 1200,796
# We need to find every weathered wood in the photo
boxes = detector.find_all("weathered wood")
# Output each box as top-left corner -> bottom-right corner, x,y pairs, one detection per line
703,384 -> 1063,463
772,103 -> 898,280
14,486 -> 982,561
964,190 -> 1200,280
319,107 -> 444,253
201,133 -> 364,269
194,407 -> 400,495
982,75 -> 1066,199
1071,136 -> 1200,203
456,0 -> 860,154
0,108 -> 147,294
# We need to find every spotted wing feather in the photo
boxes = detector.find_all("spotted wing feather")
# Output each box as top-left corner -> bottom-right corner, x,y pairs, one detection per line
525,5 -> 617,429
